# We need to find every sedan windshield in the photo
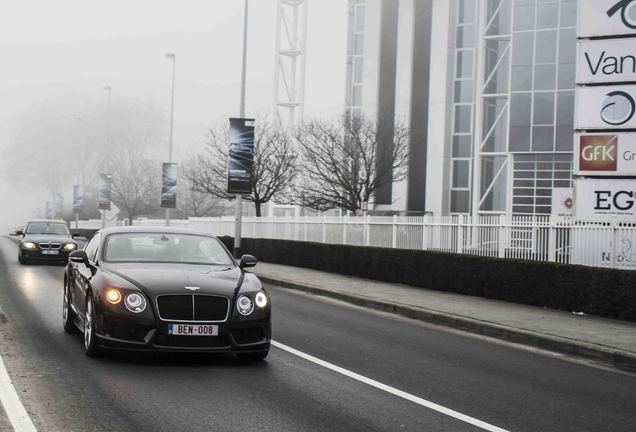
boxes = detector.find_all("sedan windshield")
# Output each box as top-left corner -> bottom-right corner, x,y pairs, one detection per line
26,222 -> 70,235
104,233 -> 234,266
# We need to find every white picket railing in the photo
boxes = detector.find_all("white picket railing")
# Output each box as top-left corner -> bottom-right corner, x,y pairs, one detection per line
79,215 -> 636,270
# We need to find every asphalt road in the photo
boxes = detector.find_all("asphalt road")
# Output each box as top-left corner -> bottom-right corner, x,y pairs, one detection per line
1,235 -> 636,432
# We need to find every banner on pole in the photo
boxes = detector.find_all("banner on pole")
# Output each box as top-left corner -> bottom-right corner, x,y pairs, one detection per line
227,117 -> 255,195
73,185 -> 84,211
54,193 -> 63,218
161,162 -> 178,208
45,201 -> 54,219
98,174 -> 112,210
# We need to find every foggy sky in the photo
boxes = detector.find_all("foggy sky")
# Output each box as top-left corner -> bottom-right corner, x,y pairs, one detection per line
0,0 -> 347,228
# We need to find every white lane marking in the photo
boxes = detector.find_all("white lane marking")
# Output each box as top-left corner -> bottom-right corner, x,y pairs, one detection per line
0,354 -> 37,432
272,340 -> 510,432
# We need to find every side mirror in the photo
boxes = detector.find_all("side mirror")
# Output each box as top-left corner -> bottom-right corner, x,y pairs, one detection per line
14,229 -> 23,236
239,254 -> 258,269
71,232 -> 80,239
69,250 -> 89,266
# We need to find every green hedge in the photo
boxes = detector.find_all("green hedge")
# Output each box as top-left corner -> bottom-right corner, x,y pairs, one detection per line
219,237 -> 636,322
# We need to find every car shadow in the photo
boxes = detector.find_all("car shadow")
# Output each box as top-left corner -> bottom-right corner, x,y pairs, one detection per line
85,347 -> 270,369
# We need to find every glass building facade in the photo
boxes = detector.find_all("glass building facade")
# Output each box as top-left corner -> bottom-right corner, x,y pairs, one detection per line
343,0 -> 577,217
450,0 -> 576,216
345,0 -> 366,119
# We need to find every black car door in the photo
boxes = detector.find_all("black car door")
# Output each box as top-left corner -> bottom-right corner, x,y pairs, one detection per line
73,233 -> 100,317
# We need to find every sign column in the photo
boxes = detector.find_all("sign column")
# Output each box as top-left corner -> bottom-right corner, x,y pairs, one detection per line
574,0 -> 636,268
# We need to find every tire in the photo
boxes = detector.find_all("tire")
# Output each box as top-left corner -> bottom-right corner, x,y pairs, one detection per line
84,295 -> 101,357
18,252 -> 26,265
237,349 -> 269,361
62,279 -> 76,334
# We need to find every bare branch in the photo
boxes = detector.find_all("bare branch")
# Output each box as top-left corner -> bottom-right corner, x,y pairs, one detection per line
292,115 -> 410,213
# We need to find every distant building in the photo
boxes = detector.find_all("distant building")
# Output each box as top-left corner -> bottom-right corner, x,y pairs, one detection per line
345,0 -> 576,217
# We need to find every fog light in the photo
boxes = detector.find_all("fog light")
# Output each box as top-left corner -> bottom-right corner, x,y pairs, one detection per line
255,292 -> 267,308
105,288 -> 122,304
237,295 -> 254,316
124,293 -> 146,313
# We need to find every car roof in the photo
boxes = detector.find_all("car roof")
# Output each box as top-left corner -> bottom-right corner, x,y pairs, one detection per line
98,226 -> 217,237
26,219 -> 68,224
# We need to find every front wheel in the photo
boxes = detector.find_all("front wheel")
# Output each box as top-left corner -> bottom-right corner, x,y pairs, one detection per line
18,252 -> 27,265
84,295 -> 101,357
62,279 -> 76,333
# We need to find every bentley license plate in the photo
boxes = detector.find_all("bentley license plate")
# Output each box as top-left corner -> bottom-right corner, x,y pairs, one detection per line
168,323 -> 218,336
42,250 -> 59,255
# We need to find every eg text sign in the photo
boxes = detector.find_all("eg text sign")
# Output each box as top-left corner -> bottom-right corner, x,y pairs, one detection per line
577,39 -> 636,84
575,85 -> 636,129
578,0 -> 636,38
575,133 -> 636,175
575,179 -> 636,221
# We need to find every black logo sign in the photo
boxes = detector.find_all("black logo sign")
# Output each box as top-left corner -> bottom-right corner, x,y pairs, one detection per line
601,90 -> 636,126
607,0 -> 636,29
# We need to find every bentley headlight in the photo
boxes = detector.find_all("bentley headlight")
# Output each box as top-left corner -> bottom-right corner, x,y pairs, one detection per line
22,242 -> 37,249
124,293 -> 146,313
63,243 -> 76,251
255,292 -> 268,308
105,288 -> 122,305
237,295 -> 254,316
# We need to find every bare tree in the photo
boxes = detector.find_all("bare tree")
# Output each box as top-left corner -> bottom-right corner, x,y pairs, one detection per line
293,116 -> 409,213
2,96 -> 166,221
177,160 -> 229,217
188,120 -> 298,217
110,150 -> 161,225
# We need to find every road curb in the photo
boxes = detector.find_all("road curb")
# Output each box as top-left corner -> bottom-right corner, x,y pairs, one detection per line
258,275 -> 636,374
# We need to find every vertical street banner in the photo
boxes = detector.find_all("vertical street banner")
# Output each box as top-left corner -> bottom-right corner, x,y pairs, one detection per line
73,185 -> 84,211
98,173 -> 112,210
45,201 -> 54,219
161,162 -> 178,208
227,117 -> 255,194
54,194 -> 63,218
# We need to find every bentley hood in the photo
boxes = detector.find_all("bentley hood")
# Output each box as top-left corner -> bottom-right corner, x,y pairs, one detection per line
102,263 -> 242,297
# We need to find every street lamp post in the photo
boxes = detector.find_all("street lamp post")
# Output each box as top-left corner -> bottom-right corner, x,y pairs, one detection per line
234,0 -> 249,257
103,86 -> 111,229
165,53 -> 176,227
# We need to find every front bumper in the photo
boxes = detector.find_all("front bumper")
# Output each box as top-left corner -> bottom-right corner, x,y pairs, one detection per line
95,312 -> 271,353
21,249 -> 72,262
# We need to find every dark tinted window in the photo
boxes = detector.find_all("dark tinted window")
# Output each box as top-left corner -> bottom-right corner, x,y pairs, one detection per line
84,234 -> 100,262
104,233 -> 234,266
25,222 -> 69,235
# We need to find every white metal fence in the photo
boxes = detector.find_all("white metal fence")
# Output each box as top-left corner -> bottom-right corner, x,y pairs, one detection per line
79,215 -> 636,270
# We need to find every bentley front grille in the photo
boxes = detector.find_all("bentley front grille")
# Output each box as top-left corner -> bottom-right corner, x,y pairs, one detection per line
156,294 -> 229,322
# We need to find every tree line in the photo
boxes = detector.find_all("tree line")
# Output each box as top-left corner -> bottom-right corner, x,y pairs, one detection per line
4,96 -> 409,222
186,115 -> 409,217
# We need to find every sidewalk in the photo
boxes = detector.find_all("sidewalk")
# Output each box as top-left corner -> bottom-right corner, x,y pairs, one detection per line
253,262 -> 636,373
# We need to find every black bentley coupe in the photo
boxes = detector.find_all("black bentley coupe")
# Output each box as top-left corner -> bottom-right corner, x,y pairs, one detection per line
16,219 -> 78,265
63,226 -> 271,360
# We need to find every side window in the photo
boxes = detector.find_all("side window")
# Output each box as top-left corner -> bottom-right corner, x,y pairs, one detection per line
83,234 -> 101,263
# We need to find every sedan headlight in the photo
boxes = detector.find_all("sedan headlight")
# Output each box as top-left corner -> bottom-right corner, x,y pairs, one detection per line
255,292 -> 268,308
63,243 -> 76,251
124,293 -> 147,313
237,295 -> 254,316
22,242 -> 37,250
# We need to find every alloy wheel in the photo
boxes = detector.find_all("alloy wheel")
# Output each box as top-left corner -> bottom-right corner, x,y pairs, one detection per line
84,297 -> 93,349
